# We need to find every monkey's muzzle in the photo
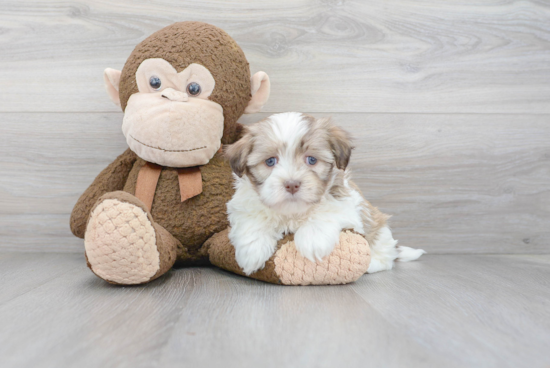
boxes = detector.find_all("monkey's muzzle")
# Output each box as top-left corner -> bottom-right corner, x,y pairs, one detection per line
122,92 -> 224,167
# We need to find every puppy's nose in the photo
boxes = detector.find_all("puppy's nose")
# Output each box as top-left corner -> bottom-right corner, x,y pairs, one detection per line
161,88 -> 188,102
284,181 -> 301,194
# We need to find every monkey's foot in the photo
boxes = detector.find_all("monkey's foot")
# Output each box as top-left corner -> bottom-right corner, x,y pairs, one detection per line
207,229 -> 371,285
84,191 -> 177,285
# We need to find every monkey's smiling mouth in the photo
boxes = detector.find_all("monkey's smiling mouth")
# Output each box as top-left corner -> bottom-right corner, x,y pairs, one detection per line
130,135 -> 206,153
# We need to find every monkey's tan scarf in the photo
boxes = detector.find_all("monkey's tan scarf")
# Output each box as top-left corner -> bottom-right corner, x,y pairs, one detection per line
135,162 -> 202,211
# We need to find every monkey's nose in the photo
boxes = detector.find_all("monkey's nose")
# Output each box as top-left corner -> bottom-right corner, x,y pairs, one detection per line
284,181 -> 301,195
161,88 -> 188,102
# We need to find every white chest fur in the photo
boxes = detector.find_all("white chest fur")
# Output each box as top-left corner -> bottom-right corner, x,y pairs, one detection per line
227,176 -> 366,238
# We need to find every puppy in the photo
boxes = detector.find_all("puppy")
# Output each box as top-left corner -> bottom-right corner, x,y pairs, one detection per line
225,112 -> 425,275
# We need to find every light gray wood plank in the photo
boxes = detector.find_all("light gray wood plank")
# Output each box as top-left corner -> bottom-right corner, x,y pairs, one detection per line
0,252 -> 82,305
1,112 -> 548,253
351,254 -> 550,368
0,255 -> 197,368
0,214 -> 82,252
0,0 -> 549,113
0,253 -> 549,368
156,268 -> 455,368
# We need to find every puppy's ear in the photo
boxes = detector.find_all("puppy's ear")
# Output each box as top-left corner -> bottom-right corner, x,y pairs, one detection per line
328,123 -> 353,170
224,130 -> 253,177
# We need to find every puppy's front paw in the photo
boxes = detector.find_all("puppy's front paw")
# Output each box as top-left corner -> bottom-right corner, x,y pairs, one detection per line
234,238 -> 277,276
294,224 -> 340,262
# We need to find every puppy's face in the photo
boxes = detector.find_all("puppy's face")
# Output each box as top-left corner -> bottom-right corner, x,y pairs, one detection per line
225,112 -> 353,213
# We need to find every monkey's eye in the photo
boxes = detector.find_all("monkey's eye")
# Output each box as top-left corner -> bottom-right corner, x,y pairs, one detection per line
186,82 -> 201,96
265,157 -> 278,167
306,156 -> 317,165
149,76 -> 161,90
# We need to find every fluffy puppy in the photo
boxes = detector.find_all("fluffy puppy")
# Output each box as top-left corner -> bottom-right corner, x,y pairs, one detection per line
225,112 -> 425,275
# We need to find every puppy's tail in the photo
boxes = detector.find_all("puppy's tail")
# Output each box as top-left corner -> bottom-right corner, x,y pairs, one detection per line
396,246 -> 426,262
366,227 -> 425,273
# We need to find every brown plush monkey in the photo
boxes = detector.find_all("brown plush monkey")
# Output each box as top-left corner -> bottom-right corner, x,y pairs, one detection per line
70,22 -> 270,284
71,21 -> 370,286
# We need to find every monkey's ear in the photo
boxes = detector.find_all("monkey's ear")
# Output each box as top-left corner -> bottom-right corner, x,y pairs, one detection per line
104,68 -> 122,107
244,72 -> 270,114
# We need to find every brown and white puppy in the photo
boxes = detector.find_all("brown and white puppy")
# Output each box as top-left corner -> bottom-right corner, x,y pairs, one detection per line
225,112 -> 425,275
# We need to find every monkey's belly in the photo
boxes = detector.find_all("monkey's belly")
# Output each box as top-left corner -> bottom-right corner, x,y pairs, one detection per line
123,153 -> 234,263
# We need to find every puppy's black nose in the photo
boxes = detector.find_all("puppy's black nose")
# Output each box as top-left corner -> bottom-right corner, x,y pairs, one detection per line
284,181 -> 301,194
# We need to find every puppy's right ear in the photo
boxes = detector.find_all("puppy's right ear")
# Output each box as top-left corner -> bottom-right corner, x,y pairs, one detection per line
224,131 -> 253,177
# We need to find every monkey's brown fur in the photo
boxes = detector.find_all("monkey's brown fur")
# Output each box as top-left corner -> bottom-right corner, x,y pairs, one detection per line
71,149 -> 234,266
71,22 -> 248,269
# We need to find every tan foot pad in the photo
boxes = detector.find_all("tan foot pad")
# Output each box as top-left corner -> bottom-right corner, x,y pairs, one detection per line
85,199 -> 160,285
274,231 -> 371,285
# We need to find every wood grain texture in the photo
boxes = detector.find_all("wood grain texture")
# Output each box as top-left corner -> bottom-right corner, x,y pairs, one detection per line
1,112 -> 548,253
0,0 -> 549,113
0,252 -> 549,368
351,254 -> 550,368
0,252 -> 82,305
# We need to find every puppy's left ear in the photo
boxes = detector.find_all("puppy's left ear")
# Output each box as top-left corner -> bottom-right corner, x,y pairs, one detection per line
328,124 -> 353,170
224,130 -> 253,177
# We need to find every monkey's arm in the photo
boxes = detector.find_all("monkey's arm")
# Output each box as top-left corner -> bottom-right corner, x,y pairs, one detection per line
70,148 -> 137,238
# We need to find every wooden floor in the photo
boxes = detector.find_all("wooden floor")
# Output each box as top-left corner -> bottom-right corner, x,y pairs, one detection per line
0,252 -> 549,368
1,1 -> 549,367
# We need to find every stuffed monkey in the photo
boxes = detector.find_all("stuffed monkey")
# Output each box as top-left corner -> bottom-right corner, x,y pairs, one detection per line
71,22 -> 370,286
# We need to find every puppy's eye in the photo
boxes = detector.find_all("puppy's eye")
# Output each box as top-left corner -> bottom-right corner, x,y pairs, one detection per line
265,157 -> 277,167
149,76 -> 161,90
306,156 -> 317,165
186,82 -> 201,96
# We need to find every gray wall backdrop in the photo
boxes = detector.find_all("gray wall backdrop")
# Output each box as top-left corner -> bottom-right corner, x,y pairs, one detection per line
1,0 -> 549,253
